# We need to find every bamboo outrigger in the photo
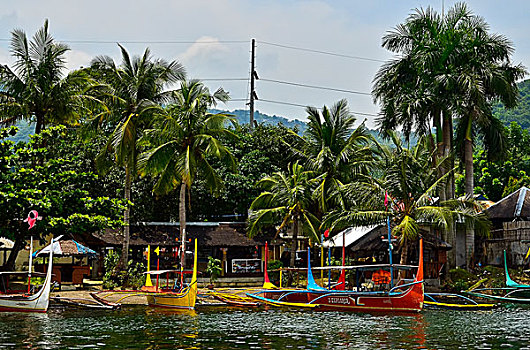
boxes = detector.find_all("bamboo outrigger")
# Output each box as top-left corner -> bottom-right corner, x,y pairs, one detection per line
464,250 -> 530,304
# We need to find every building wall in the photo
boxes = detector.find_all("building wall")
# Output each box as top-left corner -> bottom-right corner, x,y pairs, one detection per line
483,221 -> 530,266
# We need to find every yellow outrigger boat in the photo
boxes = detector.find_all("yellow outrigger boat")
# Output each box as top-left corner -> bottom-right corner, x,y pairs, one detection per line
144,239 -> 198,310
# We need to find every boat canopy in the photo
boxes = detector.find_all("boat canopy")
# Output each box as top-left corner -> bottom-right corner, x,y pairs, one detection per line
322,225 -> 378,248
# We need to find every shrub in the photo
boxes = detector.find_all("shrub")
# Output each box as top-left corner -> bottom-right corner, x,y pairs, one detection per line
206,256 -> 222,284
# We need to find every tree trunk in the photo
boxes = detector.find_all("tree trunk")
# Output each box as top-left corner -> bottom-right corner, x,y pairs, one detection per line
464,116 -> 474,269
442,111 -> 456,270
433,109 -> 445,202
4,235 -> 25,271
179,181 -> 187,269
34,113 -> 44,134
464,138 -> 474,196
289,217 -> 298,268
121,165 -> 131,268
399,241 -> 409,279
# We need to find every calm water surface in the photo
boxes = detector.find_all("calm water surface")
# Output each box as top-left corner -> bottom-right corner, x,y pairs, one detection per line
1,305 -> 530,349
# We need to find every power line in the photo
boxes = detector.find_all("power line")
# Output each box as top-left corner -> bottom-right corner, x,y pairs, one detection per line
260,78 -> 372,96
258,98 -> 378,117
0,38 -> 248,44
200,78 -> 248,81
259,41 -> 386,63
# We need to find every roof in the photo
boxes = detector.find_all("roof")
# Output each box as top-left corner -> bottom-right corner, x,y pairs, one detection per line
322,225 -> 378,248
326,225 -> 451,253
33,239 -> 97,257
486,187 -> 530,220
93,222 -> 278,247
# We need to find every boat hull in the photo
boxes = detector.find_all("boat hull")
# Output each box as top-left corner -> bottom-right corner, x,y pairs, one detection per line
146,288 -> 197,309
261,282 -> 423,313
0,243 -> 53,313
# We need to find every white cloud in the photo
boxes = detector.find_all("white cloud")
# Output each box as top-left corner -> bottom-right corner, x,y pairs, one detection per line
65,49 -> 92,71
178,36 -> 230,68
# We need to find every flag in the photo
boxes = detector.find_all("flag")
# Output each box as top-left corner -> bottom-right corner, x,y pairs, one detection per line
384,191 -> 389,208
324,229 -> 330,238
154,246 -> 160,256
24,210 -> 41,230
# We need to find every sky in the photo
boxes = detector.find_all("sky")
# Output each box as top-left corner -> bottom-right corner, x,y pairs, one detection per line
0,0 -> 528,128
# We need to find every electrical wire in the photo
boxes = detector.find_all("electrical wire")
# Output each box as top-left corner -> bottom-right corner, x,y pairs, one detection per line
259,40 -> 386,63
260,78 -> 371,96
258,98 -> 378,117
0,38 -> 248,44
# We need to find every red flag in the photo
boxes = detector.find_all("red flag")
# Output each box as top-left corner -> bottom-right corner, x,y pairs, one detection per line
24,210 -> 40,229
384,191 -> 389,208
324,229 -> 330,238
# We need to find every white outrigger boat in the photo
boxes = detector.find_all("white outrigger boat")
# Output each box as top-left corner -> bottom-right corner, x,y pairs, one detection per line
0,240 -> 53,313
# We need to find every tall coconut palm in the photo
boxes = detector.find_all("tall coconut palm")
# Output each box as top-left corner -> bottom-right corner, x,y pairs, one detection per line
324,133 -> 489,266
373,3 -> 525,268
0,20 -> 94,133
91,45 -> 185,267
288,99 -> 373,215
248,162 -> 321,267
139,79 -> 235,268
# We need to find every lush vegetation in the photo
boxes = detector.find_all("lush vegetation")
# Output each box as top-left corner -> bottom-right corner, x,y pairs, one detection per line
0,3 -> 527,277
493,80 -> 530,130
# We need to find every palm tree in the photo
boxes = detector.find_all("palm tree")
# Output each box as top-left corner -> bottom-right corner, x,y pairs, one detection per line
288,99 -> 373,214
139,79 -> 235,268
248,162 -> 321,267
373,3 -> 525,267
324,133 -> 489,266
0,20 -> 93,133
91,45 -> 185,267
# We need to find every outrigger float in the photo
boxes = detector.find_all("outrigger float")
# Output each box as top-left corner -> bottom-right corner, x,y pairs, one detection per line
424,293 -> 497,310
246,239 -> 425,313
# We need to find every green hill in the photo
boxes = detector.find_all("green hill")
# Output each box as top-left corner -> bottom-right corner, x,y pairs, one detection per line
493,79 -> 530,129
211,109 -> 308,133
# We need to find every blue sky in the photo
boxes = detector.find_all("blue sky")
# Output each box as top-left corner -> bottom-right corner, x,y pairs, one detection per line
0,0 -> 528,128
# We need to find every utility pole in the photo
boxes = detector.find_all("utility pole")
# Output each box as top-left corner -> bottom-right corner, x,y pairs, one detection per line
249,38 -> 258,129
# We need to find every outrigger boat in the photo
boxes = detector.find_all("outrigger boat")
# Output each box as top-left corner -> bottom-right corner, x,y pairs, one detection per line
464,250 -> 530,303
144,239 -> 198,309
0,239 -> 54,313
246,239 -> 424,313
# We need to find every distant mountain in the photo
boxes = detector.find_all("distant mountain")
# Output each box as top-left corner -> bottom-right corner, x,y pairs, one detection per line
493,79 -> 530,129
211,109 -> 307,133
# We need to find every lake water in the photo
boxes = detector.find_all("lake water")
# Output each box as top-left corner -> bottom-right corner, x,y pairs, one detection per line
1,305 -> 530,349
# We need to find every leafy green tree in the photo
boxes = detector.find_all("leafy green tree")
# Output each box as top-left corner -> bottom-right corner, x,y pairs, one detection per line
248,162 -> 321,267
139,79 -> 235,268
0,20 -> 95,133
472,122 -> 530,200
288,99 -> 373,214
90,45 -> 185,267
324,133 -> 489,266
0,126 -> 126,270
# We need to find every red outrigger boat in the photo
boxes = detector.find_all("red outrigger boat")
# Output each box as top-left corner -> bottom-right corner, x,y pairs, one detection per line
247,239 -> 424,313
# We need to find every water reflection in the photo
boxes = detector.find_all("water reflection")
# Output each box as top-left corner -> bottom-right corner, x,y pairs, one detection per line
1,306 -> 530,349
